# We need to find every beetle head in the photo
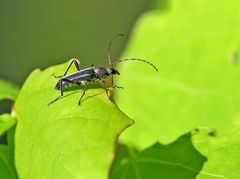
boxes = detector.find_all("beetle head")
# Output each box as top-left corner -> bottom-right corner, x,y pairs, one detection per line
107,67 -> 120,75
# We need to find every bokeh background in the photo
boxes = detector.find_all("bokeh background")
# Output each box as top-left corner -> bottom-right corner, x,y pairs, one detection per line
0,0 -> 162,84
1,0 -> 240,178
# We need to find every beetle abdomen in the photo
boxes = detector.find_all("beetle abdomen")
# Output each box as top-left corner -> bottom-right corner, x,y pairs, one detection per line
54,69 -> 96,90
55,80 -> 77,90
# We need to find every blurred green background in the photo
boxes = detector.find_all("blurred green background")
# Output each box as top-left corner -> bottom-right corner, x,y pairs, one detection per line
1,0 -> 240,178
0,0 -> 160,84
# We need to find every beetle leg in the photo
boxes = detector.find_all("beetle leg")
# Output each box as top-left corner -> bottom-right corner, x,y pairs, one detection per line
105,88 -> 113,102
51,73 -> 63,79
48,79 -> 64,105
78,84 -> 88,106
100,78 -> 105,84
63,58 -> 81,76
104,84 -> 122,103
111,84 -> 124,89
111,75 -> 113,86
48,79 -> 78,105
95,75 -> 105,84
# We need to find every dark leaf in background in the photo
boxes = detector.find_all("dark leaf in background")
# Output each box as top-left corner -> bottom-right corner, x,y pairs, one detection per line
0,126 -> 18,179
111,133 -> 207,179
0,79 -> 19,101
0,114 -> 16,136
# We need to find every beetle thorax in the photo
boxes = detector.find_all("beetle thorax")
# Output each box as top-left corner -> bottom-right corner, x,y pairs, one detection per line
94,67 -> 120,78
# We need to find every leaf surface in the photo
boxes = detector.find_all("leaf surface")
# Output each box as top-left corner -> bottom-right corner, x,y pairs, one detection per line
14,61 -> 133,179
111,130 -> 240,179
0,79 -> 19,101
115,0 -> 240,148
193,130 -> 240,179
113,0 -> 240,177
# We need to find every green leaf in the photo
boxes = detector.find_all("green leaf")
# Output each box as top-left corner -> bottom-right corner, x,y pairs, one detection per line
14,61 -> 134,179
115,0 -> 240,148
0,79 -> 19,101
110,133 -> 207,179
111,130 -> 240,179
0,126 -> 18,179
193,130 -> 240,179
0,114 -> 16,136
0,80 -> 17,178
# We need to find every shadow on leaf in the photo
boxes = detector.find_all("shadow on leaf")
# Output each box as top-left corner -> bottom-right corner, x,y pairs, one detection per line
110,132 -> 207,179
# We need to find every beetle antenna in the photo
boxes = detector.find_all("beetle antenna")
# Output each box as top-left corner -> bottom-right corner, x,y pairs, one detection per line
108,34 -> 124,67
112,58 -> 158,72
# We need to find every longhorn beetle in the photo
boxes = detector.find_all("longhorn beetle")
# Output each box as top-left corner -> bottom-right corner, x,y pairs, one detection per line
48,34 -> 158,106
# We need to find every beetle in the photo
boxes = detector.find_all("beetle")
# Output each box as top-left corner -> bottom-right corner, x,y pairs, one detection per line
48,34 -> 158,106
